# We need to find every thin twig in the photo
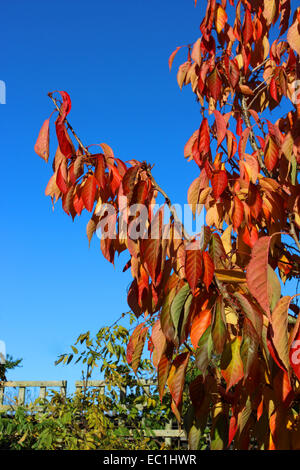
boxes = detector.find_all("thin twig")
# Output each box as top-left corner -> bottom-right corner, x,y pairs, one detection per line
240,94 -> 271,177
289,214 -> 300,252
146,169 -> 192,242
250,59 -> 269,76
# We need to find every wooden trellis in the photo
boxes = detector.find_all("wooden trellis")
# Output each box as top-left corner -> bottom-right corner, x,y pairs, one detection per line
0,380 -> 186,446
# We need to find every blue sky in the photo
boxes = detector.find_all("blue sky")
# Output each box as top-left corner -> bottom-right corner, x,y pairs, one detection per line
0,0 -> 206,390
1,0 -> 298,393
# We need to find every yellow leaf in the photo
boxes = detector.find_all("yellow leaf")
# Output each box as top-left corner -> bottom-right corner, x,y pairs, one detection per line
215,269 -> 246,283
221,225 -> 232,255
215,5 -> 228,34
225,306 -> 238,325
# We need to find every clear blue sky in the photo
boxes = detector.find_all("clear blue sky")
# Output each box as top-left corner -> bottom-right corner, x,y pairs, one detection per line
1,0 -> 298,392
0,0 -> 205,389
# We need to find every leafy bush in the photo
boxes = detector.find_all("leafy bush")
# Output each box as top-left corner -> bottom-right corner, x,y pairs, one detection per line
0,314 -> 210,450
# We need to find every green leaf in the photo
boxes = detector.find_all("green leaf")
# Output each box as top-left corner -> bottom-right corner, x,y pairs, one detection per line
221,337 -> 244,391
170,283 -> 190,340
210,413 -> 228,450
195,326 -> 213,374
212,297 -> 227,355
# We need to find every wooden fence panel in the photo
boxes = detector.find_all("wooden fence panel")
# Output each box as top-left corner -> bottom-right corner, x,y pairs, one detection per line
0,380 -> 187,446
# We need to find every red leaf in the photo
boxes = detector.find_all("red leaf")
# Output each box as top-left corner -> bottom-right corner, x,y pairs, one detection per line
241,223 -> 258,248
140,237 -> 162,286
54,91 -> 73,159
247,185 -> 262,219
81,175 -> 97,212
55,120 -> 74,159
100,237 -> 115,265
243,7 -> 253,44
185,245 -> 203,294
269,77 -> 278,102
94,154 -> 106,189
34,118 -> 50,162
212,170 -> 228,199
56,163 -> 68,194
57,91 -> 72,119
190,119 -> 211,167
127,279 -> 142,318
246,236 -> 271,319
228,59 -> 240,89
203,251 -> 214,291
207,68 -> 222,101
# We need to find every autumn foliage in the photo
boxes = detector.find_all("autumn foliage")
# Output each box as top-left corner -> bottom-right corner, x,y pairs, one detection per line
35,0 -> 300,450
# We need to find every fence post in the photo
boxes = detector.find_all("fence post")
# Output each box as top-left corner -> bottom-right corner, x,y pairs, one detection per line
164,419 -> 173,448
61,381 -> 67,397
0,384 -> 3,406
18,386 -> 25,406
39,387 -> 46,400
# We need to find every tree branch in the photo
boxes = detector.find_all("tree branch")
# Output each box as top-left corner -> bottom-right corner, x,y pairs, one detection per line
48,92 -> 91,156
240,94 -> 271,178
145,168 -> 192,242
289,213 -> 300,252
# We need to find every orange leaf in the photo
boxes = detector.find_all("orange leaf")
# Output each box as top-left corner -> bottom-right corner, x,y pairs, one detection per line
34,118 -> 50,162
151,319 -> 167,369
233,196 -> 244,230
167,352 -> 190,408
213,110 -> 228,148
267,296 -> 291,371
190,309 -> 211,349
264,135 -> 279,171
169,46 -> 182,71
287,18 -> 300,56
